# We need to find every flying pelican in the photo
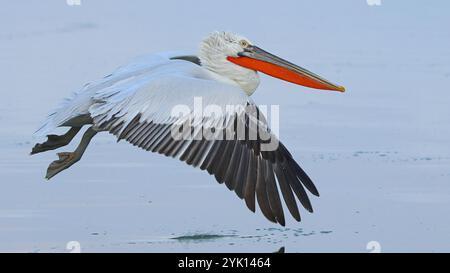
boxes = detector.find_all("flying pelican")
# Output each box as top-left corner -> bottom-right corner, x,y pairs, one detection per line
32,31 -> 345,226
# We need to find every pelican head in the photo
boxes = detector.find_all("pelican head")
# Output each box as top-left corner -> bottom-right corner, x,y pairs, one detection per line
199,31 -> 345,95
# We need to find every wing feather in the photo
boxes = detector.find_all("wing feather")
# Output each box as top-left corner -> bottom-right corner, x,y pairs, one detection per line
255,156 -> 276,223
89,54 -> 318,225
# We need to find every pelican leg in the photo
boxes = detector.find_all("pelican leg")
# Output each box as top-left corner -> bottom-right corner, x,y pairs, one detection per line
31,127 -> 81,155
45,127 -> 97,180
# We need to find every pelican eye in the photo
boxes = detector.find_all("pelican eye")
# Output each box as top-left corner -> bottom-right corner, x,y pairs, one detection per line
239,40 -> 249,48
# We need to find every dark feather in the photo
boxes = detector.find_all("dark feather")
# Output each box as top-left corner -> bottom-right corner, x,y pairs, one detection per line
104,103 -> 319,226
255,156 -> 276,223
274,163 -> 301,221
265,160 -> 285,226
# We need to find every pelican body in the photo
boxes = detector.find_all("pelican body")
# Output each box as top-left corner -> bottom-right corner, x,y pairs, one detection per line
32,31 -> 345,226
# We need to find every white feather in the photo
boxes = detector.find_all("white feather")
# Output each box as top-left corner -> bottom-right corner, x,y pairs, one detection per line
35,31 -> 261,136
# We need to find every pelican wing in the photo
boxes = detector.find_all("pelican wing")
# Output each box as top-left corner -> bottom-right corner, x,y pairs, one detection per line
88,57 -> 318,225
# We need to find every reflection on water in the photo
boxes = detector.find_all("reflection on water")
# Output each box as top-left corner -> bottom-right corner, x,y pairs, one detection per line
168,227 -> 332,243
151,228 -> 332,252
171,234 -> 238,242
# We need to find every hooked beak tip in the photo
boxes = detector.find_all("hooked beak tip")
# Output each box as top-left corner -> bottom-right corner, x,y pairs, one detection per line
336,85 -> 346,92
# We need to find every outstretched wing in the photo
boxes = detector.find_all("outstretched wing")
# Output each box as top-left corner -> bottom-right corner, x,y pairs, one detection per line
89,57 -> 319,225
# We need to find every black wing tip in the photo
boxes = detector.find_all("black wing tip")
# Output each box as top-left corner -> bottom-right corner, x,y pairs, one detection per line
308,186 -> 320,197
292,212 -> 301,222
245,199 -> 256,213
292,162 -> 320,197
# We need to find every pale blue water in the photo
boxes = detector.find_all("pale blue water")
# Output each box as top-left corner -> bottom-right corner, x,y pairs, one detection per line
0,0 -> 449,252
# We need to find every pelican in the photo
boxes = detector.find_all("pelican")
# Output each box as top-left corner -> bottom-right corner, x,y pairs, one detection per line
31,31 -> 345,226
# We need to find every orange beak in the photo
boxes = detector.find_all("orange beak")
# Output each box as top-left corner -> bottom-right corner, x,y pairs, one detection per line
227,45 -> 345,92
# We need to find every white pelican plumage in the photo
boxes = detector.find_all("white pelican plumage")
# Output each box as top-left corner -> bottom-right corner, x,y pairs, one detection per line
32,31 -> 345,226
